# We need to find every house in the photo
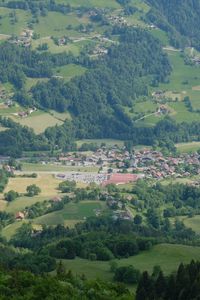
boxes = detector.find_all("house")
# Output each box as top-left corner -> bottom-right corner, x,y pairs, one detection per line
51,196 -> 62,202
15,212 -> 25,221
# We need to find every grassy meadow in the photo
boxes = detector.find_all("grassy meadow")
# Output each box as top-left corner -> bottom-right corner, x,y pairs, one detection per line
21,163 -> 99,173
33,201 -> 105,226
61,244 -> 200,281
3,174 -> 60,197
176,141 -> 200,153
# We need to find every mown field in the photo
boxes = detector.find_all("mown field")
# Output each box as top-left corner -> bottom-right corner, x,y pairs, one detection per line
1,200 -> 106,239
176,215 -> 200,235
33,200 -> 106,226
61,244 -> 200,281
55,0 -> 121,8
3,174 -> 60,198
76,139 -> 125,148
0,104 -> 71,133
176,141 -> 200,153
21,163 -> 99,173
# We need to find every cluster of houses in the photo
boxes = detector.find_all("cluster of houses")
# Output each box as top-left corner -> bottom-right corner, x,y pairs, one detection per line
107,15 -> 127,26
132,150 -> 200,179
10,29 -> 33,47
58,147 -> 200,181
14,107 -> 37,118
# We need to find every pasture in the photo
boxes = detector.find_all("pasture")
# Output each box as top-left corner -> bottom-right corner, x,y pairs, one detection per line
54,64 -> 87,81
176,141 -> 200,153
10,110 -> 70,134
182,216 -> 200,235
55,0 -> 120,9
0,7 -> 31,36
76,139 -> 124,148
132,50 -> 200,127
3,174 -> 60,200
33,201 -> 105,226
34,12 -> 90,38
21,163 -> 99,173
61,243 -> 200,281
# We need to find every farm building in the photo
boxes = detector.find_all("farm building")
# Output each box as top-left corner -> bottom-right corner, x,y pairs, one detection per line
15,212 -> 25,221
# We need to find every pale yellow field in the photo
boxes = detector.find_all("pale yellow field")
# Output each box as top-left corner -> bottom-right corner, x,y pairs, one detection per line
3,174 -> 60,197
10,113 -> 64,134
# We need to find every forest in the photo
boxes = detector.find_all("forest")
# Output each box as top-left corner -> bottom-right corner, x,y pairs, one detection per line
146,0 -> 200,49
30,27 -> 171,138
136,260 -> 200,300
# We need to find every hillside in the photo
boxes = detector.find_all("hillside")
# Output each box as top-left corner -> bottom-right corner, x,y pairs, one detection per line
0,2 -> 200,296
0,0 -> 199,155
147,0 -> 200,49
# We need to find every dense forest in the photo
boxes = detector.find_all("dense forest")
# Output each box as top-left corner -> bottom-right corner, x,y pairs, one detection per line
136,260 -> 200,300
146,0 -> 200,49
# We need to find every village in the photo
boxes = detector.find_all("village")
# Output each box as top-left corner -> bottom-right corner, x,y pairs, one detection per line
56,146 -> 200,183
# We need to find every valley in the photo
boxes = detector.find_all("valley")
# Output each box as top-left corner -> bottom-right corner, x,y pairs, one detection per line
0,1 -> 200,299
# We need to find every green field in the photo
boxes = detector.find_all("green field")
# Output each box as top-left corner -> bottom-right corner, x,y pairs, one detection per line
54,64 -> 87,81
176,141 -> 200,153
182,216 -> 200,235
61,244 -> 200,281
76,139 -> 124,148
135,49 -> 200,127
2,201 -> 105,239
0,7 -> 31,36
22,163 -> 99,173
33,201 -> 105,226
55,0 -> 120,8
11,111 -> 65,134
5,196 -> 50,214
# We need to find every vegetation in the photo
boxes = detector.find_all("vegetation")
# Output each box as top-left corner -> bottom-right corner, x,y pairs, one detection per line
146,0 -> 200,50
136,260 -> 200,300
26,184 -> 41,197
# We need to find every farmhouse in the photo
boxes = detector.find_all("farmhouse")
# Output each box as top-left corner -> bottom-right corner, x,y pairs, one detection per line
15,212 -> 25,221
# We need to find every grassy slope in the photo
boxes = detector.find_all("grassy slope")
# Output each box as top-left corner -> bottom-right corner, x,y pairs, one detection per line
33,201 -> 106,226
176,141 -> 200,153
61,244 -> 200,280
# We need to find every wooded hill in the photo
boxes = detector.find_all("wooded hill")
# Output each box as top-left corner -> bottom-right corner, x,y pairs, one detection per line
146,0 -> 200,49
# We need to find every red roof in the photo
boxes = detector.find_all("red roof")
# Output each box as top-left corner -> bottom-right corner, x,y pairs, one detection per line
103,173 -> 139,186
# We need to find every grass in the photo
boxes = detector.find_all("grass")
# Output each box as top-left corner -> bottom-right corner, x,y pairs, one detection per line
10,110 -> 70,134
33,201 -> 105,226
32,38 -> 82,55
160,177 -> 195,186
151,29 -> 169,46
4,174 -> 60,196
55,0 -> 120,9
54,64 -> 87,81
135,50 -> 200,127
25,78 -> 48,90
22,163 -> 99,173
176,141 -> 200,153
0,7 -> 31,36
1,220 -> 42,240
5,196 -> 50,214
34,12 -> 90,38
76,139 -> 124,148
183,216 -> 200,235
1,220 -> 28,239
61,243 -> 200,281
